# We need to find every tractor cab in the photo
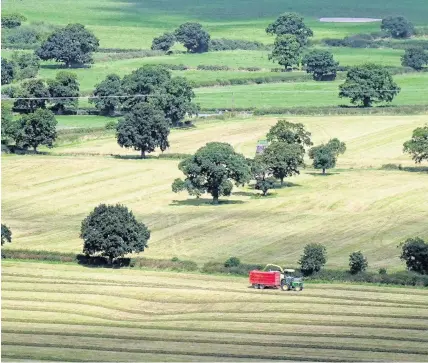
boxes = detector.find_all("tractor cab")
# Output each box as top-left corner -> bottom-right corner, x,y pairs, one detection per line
262,265 -> 304,291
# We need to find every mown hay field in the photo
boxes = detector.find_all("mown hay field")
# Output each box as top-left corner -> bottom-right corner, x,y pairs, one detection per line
2,261 -> 428,362
5,0 -> 427,49
2,115 -> 427,268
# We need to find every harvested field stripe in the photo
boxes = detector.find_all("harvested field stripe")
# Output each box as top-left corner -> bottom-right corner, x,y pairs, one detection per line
3,330 -> 428,355
3,285 -> 427,307
3,297 -> 427,320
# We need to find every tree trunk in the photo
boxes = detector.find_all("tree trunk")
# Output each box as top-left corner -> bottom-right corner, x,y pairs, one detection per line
212,189 -> 219,205
280,177 -> 284,186
108,256 -> 114,265
33,146 -> 37,153
363,97 -> 371,107
140,149 -> 145,159
57,106 -> 64,115
322,168 -> 326,175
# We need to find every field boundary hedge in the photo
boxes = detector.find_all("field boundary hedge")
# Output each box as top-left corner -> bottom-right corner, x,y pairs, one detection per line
2,249 -> 427,287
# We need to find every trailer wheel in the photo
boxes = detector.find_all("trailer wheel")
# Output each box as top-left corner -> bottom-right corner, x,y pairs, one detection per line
280,280 -> 286,291
252,284 -> 257,289
259,284 -> 265,290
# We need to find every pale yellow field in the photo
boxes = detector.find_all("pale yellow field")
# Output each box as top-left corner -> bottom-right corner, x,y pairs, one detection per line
2,261 -> 428,362
2,115 -> 428,268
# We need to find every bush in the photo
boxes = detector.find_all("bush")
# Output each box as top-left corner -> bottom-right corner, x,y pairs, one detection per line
197,64 -> 230,71
1,13 -> 26,28
105,121 -> 117,130
209,38 -> 269,51
238,66 -> 262,71
299,243 -> 327,275
224,256 -> 241,267
349,251 -> 368,274
379,268 -> 387,275
161,63 -> 189,71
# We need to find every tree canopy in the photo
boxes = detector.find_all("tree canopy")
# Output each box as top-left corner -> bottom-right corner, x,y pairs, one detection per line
262,142 -> 305,185
302,50 -> 339,81
400,237 -> 428,274
299,243 -> 327,275
1,224 -> 12,246
15,109 -> 57,151
339,64 -> 400,107
266,12 -> 313,45
151,32 -> 175,51
268,34 -> 302,70
90,74 -> 122,116
80,204 -> 150,264
120,65 -> 197,125
174,22 -> 210,53
349,251 -> 368,274
249,156 -> 275,196
401,47 -> 428,71
36,23 -> 99,67
11,52 -> 40,80
381,16 -> 415,39
12,79 -> 50,112
309,138 -> 346,174
403,125 -> 428,163
47,71 -> 80,113
1,104 -> 16,145
1,58 -> 15,85
116,103 -> 170,158
266,119 -> 312,151
172,142 -> 251,204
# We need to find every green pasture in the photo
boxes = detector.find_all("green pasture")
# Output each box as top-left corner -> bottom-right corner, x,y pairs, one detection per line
3,0 -> 427,49
194,73 -> 428,109
21,47 -> 403,95
2,261 -> 428,361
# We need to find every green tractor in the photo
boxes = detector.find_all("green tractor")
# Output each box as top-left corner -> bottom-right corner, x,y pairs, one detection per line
263,264 -> 304,291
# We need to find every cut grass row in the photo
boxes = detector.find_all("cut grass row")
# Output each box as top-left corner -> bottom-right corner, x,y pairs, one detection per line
2,262 -> 428,362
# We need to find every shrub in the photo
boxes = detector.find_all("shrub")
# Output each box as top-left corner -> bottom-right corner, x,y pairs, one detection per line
161,63 -> 189,71
299,243 -> 327,275
209,38 -> 268,51
349,251 -> 368,274
105,121 -> 117,130
238,66 -> 262,71
1,13 -> 26,28
224,256 -> 241,267
379,268 -> 387,275
197,64 -> 230,71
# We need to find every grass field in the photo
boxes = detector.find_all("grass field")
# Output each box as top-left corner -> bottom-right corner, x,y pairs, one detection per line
2,261 -> 428,362
3,0 -> 428,49
194,73 -> 428,109
27,48 -> 405,95
2,115 -> 427,268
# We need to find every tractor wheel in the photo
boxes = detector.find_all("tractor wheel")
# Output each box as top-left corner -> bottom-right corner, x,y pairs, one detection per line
299,286 -> 304,291
280,280 -> 286,291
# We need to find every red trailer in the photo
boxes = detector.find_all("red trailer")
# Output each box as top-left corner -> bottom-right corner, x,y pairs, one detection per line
249,270 -> 280,289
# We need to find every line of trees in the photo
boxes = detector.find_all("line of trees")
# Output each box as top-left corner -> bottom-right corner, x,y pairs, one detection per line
298,236 -> 428,276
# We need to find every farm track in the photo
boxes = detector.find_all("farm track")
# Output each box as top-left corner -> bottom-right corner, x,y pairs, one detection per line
2,262 -> 428,362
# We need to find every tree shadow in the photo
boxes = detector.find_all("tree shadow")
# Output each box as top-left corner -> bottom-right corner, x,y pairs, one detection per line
272,181 -> 302,188
170,198 -> 245,206
401,166 -> 428,173
306,172 -> 339,176
233,191 -> 255,197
